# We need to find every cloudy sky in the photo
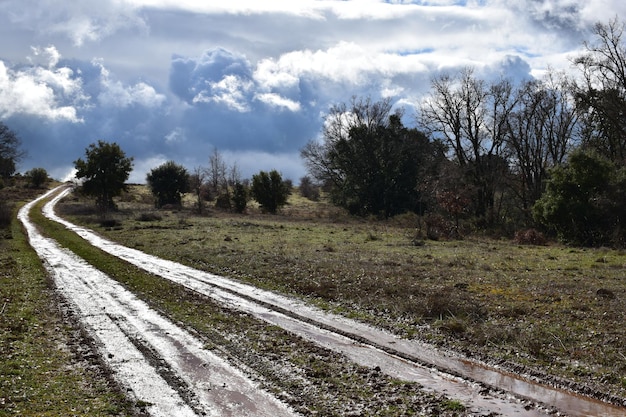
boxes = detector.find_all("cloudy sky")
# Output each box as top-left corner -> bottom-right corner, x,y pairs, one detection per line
1,0 -> 624,183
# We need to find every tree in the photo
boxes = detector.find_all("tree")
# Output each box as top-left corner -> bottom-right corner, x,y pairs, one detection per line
302,97 -> 442,217
533,149 -> 625,246
250,170 -> 290,214
505,73 -> 578,218
74,140 -> 133,214
146,161 -> 190,208
419,69 -> 517,223
301,96 -> 394,188
189,166 -> 207,214
207,148 -> 228,199
574,18 -> 626,163
25,167 -> 49,188
0,122 -> 25,178
232,181 -> 248,213
299,176 -> 320,201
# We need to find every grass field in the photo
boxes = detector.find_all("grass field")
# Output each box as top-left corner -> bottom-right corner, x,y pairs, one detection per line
57,185 -> 626,401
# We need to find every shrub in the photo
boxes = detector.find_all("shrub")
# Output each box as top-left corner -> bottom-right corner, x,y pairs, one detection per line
215,192 -> 232,210
514,228 -> 547,245
250,170 -> 290,214
25,167 -> 48,188
136,212 -> 162,222
299,176 -> 320,201
0,201 -> 12,229
232,182 -> 248,213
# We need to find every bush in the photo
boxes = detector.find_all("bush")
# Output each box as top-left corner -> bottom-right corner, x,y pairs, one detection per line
136,212 -> 162,222
0,201 -> 12,229
215,192 -> 232,210
232,182 -> 248,213
250,170 -> 290,214
25,167 -> 48,188
147,161 -> 190,208
514,228 -> 547,245
299,176 -> 320,201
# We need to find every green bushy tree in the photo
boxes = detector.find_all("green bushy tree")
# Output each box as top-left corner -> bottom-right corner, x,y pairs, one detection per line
250,170 -> 290,214
25,167 -> 48,188
74,140 -> 133,214
533,149 -> 626,246
232,181 -> 248,213
146,161 -> 190,208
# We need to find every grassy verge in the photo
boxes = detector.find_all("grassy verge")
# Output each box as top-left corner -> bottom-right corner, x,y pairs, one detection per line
57,186 -> 626,401
0,201 -> 133,416
31,191 -> 470,416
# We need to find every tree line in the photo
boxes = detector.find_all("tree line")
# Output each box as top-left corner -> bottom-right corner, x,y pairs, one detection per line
2,18 -> 626,247
302,18 -> 626,247
70,142 -> 292,217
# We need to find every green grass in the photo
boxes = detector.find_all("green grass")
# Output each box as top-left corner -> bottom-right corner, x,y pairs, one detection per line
0,200 -> 133,416
57,186 -> 626,400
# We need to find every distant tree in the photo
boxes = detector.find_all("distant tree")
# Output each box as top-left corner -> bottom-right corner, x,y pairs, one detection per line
303,97 -> 444,217
533,149 -> 626,246
505,73 -> 578,218
25,167 -> 49,188
232,181 -> 248,213
299,176 -> 320,201
207,148 -> 228,198
0,122 -> 25,178
250,170 -> 290,214
574,18 -> 626,163
420,69 -> 517,223
146,161 -> 190,208
189,166 -> 207,213
74,140 -> 133,214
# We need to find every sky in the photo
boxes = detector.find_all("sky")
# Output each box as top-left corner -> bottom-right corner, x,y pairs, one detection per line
1,0 -> 624,183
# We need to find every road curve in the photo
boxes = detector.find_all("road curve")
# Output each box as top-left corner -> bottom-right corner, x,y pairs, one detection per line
39,185 -> 626,416
19,187 -> 299,417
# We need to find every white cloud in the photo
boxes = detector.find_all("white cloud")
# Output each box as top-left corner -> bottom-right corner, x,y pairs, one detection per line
0,50 -> 85,122
164,127 -> 186,144
95,60 -> 166,108
192,74 -> 253,112
129,155 -> 169,184
255,93 -> 301,112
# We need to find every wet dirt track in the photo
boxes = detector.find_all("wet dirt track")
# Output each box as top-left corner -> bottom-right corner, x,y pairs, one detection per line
19,188 -> 298,417
23,185 -> 626,416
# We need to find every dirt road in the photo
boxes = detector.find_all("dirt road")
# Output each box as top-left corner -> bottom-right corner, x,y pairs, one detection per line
20,185 -> 626,416
19,188 -> 298,417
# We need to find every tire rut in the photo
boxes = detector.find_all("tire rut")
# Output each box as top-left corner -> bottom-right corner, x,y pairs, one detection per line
19,187 -> 299,417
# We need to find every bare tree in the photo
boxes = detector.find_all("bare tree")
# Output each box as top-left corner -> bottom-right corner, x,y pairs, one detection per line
506,72 -> 578,216
574,17 -> 626,162
189,166 -> 207,213
419,68 -> 517,222
206,148 -> 228,198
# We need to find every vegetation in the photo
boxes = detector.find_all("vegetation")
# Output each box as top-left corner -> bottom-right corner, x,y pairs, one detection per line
146,160 -> 190,208
74,140 -> 133,215
250,170 -> 291,214
303,97 -> 445,218
24,167 -> 49,188
533,149 -> 626,246
0,122 -> 24,178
